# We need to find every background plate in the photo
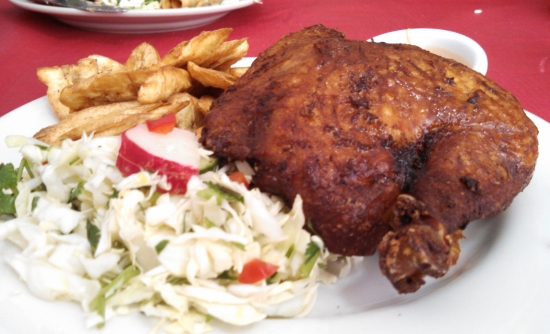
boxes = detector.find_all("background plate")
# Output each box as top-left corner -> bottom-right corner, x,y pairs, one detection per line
8,0 -> 256,33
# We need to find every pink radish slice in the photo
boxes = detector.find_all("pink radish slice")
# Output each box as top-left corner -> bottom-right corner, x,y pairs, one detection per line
117,153 -> 193,194
116,123 -> 200,194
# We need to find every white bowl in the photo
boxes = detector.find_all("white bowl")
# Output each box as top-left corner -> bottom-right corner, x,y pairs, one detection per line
371,28 -> 488,75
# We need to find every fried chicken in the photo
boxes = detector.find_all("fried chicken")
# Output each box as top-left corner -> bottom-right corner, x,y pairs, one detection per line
200,25 -> 538,293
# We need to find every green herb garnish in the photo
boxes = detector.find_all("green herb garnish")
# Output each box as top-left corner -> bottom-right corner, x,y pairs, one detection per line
155,240 -> 169,254
266,271 -> 278,285
68,181 -> 84,203
167,276 -> 189,285
31,196 -> 40,212
231,242 -> 245,251
204,217 -> 217,228
306,220 -> 319,235
298,241 -> 321,277
68,156 -> 80,166
0,163 -> 19,216
197,182 -> 243,205
18,158 -> 34,180
86,219 -> 101,255
285,244 -> 295,258
149,191 -> 161,205
217,269 -> 238,281
89,265 -> 140,328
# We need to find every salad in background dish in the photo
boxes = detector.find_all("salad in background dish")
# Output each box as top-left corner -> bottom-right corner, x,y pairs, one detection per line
99,0 -> 248,10
0,115 -> 355,333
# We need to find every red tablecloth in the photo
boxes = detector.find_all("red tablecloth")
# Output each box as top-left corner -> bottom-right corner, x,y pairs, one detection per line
1,0 -> 549,121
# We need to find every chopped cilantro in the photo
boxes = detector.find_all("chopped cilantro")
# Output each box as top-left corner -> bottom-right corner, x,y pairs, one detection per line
89,265 -> 140,328
68,156 -> 80,165
0,163 -> 18,216
299,241 -> 321,277
112,240 -> 126,250
68,181 -> 85,203
155,240 -> 169,254
86,220 -> 100,255
197,182 -> 243,205
18,158 -> 34,180
204,217 -> 217,228
231,242 -> 245,251
306,220 -> 319,236
149,191 -> 161,205
107,189 -> 119,209
266,271 -> 278,285
0,192 -> 16,216
217,269 -> 238,281
0,163 -> 18,190
167,276 -> 189,285
304,241 -> 321,264
285,244 -> 295,258
31,196 -> 40,212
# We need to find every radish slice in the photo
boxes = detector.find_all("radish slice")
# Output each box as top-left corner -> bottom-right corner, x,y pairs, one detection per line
116,123 -> 200,194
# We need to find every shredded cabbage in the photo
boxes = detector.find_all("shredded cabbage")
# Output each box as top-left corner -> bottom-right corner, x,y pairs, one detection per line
1,134 -> 358,333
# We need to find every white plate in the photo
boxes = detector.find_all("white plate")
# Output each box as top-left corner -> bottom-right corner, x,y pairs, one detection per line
8,0 -> 256,33
372,28 -> 488,75
1,96 -> 549,333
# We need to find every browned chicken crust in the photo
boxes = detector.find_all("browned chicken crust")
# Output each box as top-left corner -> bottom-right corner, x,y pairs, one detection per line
201,25 -> 538,293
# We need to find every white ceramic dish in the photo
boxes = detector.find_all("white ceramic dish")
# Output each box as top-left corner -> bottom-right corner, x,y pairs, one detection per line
372,28 -> 488,75
8,0 -> 256,33
1,91 -> 550,332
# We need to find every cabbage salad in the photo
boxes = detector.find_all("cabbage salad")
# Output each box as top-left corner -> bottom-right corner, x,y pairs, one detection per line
0,134 -> 351,333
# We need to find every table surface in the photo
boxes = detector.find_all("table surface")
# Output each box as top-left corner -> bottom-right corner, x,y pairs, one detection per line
1,0 -> 549,123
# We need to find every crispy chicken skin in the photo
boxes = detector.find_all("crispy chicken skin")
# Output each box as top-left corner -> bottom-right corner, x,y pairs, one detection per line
200,25 -> 538,293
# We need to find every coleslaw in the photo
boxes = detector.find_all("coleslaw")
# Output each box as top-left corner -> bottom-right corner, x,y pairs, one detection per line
0,133 -> 357,333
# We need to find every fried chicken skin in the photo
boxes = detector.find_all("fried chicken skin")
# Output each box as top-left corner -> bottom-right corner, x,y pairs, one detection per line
200,25 -> 538,293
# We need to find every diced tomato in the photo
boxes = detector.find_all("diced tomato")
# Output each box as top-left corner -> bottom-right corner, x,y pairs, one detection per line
146,113 -> 176,134
238,258 -> 278,284
228,171 -> 249,188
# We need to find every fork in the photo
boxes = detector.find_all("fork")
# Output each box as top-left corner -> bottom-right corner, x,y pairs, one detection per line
33,0 -> 128,13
